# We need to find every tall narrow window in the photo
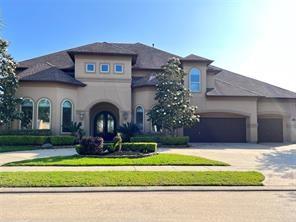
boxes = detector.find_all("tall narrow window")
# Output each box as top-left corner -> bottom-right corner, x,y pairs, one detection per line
37,98 -> 51,129
62,100 -> 73,133
20,98 -> 34,129
189,68 -> 201,92
135,106 -> 144,131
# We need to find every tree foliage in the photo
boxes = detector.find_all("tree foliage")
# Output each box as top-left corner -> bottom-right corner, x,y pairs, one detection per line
147,57 -> 199,135
0,39 -> 22,129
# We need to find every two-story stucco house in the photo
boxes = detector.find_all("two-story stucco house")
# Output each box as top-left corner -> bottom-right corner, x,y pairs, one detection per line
15,42 -> 296,143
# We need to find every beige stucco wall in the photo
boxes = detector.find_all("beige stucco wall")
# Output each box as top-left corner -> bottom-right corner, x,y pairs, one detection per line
132,86 -> 156,132
74,54 -> 132,80
74,54 -> 133,135
16,82 -> 78,134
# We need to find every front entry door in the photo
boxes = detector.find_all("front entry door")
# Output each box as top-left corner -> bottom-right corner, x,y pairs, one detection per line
94,111 -> 116,141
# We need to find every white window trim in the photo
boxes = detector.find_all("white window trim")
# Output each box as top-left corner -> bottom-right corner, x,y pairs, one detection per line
100,63 -> 110,73
60,99 -> 74,134
36,98 -> 52,130
19,97 -> 35,129
135,105 -> 145,131
85,63 -> 96,73
189,68 -> 201,93
114,64 -> 124,74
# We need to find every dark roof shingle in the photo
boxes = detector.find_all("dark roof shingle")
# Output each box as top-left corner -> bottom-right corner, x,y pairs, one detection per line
19,65 -> 85,86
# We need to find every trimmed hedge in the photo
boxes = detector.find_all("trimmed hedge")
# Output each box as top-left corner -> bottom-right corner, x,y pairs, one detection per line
50,136 -> 76,146
130,135 -> 189,146
121,142 -> 157,153
0,129 -> 51,136
0,135 -> 76,146
159,136 -> 189,146
0,136 -> 49,146
130,136 -> 158,143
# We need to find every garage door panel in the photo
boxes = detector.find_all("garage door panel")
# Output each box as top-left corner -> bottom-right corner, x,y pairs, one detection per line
258,118 -> 283,142
184,117 -> 246,142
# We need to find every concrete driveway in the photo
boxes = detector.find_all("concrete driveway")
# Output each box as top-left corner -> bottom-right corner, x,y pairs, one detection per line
160,143 -> 296,186
0,148 -> 76,166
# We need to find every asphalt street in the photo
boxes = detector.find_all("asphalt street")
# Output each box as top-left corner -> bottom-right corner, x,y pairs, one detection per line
1,191 -> 295,222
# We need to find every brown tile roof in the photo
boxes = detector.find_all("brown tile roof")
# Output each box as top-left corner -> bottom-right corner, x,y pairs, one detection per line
206,79 -> 260,97
16,42 -> 296,98
132,74 -> 157,88
212,70 -> 296,99
18,64 -> 85,87
68,42 -> 137,62
181,54 -> 213,64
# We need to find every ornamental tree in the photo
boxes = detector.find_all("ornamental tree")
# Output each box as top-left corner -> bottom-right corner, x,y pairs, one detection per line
0,39 -> 22,129
147,57 -> 199,135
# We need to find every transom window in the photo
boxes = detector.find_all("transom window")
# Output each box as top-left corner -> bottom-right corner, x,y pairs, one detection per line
20,98 -> 34,129
61,100 -> 73,133
114,64 -> 123,73
37,98 -> 51,129
85,63 -> 96,73
135,106 -> 144,131
189,68 -> 201,92
100,64 -> 110,73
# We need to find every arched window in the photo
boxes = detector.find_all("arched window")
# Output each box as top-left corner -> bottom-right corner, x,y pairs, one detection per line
37,98 -> 51,129
189,68 -> 201,92
135,106 -> 144,131
61,100 -> 73,133
20,98 -> 34,129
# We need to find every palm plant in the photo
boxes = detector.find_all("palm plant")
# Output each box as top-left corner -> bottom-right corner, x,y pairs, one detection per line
117,122 -> 140,142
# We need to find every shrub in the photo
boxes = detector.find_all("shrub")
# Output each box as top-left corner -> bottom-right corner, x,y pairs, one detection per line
122,142 -> 157,153
0,135 -> 76,146
50,136 -> 76,146
76,137 -> 105,155
130,135 -> 189,146
0,136 -> 48,146
158,136 -> 189,145
117,122 -> 140,142
0,129 -> 51,136
130,136 -> 158,143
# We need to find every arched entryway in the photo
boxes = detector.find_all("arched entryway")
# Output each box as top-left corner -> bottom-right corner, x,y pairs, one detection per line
90,102 -> 119,141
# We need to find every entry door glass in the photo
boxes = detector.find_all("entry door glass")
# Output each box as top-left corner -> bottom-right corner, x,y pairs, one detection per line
94,112 -> 116,140
107,114 -> 115,133
96,114 -> 104,133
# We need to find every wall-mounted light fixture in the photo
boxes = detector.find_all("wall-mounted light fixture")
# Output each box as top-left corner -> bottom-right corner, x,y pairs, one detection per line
79,112 -> 85,121
122,111 -> 129,121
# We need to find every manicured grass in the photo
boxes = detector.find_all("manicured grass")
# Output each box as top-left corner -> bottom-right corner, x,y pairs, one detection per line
5,153 -> 228,166
0,171 -> 264,187
0,146 -> 42,153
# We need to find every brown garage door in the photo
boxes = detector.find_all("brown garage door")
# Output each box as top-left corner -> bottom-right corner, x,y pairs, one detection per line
258,118 -> 283,142
184,117 -> 246,142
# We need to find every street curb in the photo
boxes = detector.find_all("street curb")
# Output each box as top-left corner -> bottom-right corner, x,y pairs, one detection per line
1,186 -> 295,193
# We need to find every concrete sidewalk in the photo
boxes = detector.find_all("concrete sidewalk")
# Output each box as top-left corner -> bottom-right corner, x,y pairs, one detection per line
0,165 -> 251,172
1,186 -> 296,193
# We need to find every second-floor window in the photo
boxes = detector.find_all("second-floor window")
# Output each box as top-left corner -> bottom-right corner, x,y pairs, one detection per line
100,64 -> 110,73
85,63 -> 95,73
189,68 -> 201,92
114,64 -> 123,73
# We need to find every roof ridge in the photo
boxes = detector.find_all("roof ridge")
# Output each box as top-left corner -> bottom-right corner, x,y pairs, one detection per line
135,42 -> 180,58
215,78 -> 261,96
106,42 -> 137,54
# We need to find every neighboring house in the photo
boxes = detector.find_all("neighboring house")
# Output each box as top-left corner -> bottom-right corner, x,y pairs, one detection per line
15,42 -> 296,143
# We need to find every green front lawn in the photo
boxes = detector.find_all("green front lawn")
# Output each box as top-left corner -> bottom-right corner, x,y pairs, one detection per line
0,146 -> 42,153
5,153 -> 228,166
0,171 -> 264,187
